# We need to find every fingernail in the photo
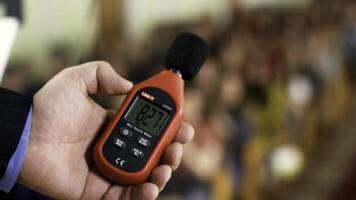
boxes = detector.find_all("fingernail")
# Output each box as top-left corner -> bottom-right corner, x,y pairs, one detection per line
122,78 -> 134,89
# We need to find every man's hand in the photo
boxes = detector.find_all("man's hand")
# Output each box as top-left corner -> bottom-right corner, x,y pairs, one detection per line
18,61 -> 194,200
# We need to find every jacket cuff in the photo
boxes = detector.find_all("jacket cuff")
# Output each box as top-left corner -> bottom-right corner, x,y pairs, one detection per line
0,88 -> 32,178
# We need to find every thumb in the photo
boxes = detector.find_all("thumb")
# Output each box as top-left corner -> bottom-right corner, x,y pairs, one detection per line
66,61 -> 133,95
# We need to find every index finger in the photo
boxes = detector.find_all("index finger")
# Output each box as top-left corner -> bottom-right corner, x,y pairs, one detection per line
173,122 -> 195,144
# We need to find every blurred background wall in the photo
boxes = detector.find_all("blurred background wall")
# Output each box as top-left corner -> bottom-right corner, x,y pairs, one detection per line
1,0 -> 356,199
7,0 -> 97,73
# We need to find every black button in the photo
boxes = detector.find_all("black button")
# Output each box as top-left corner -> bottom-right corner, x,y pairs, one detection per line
137,137 -> 150,147
113,138 -> 126,148
119,127 -> 133,137
130,147 -> 144,158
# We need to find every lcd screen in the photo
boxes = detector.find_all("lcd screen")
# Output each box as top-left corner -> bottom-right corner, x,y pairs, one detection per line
125,97 -> 170,135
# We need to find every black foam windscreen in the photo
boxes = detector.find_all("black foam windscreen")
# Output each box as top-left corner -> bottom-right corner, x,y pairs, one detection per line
164,32 -> 209,80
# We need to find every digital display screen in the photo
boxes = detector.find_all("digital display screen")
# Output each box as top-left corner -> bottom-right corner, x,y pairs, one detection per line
125,97 -> 170,136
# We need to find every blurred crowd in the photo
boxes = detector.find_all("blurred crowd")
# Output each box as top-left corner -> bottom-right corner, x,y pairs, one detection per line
3,0 -> 356,199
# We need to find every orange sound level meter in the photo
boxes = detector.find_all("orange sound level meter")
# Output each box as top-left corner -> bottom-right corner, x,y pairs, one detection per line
94,33 -> 209,185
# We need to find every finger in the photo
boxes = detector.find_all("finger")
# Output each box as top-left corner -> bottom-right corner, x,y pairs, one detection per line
101,185 -> 126,200
173,122 -> 195,144
148,165 -> 172,191
79,168 -> 112,200
131,183 -> 159,200
65,61 -> 133,95
160,143 -> 183,170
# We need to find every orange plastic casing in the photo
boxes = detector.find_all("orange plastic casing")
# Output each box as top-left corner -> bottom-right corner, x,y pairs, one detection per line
94,70 -> 184,185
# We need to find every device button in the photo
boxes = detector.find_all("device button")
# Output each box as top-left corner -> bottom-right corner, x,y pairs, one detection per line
137,137 -> 150,147
113,138 -> 126,148
120,127 -> 133,137
130,147 -> 144,158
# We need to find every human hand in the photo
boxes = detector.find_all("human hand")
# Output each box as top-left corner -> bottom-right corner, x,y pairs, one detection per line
18,61 -> 195,200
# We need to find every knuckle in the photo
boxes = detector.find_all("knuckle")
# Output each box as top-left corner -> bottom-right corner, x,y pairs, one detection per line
59,67 -> 74,76
60,67 -> 71,74
95,60 -> 111,68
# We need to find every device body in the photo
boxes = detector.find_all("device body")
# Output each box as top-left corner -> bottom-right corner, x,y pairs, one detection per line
94,70 -> 184,185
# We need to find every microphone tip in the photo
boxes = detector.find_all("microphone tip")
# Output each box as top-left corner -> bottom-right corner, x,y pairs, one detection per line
164,32 -> 209,80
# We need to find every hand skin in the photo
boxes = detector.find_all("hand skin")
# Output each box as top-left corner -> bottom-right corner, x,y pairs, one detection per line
18,61 -> 195,200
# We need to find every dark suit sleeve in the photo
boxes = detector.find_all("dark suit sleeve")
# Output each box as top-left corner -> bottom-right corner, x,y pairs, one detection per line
0,87 -> 32,178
